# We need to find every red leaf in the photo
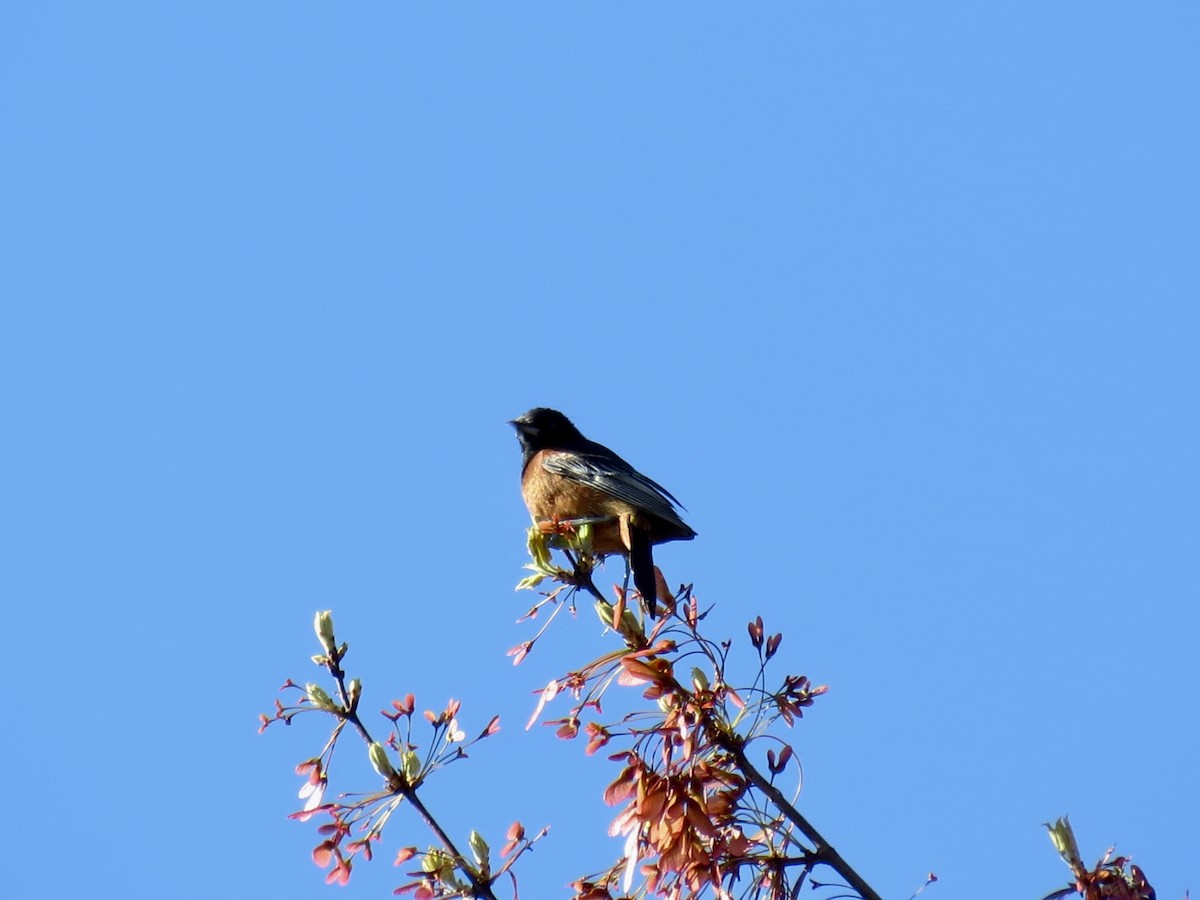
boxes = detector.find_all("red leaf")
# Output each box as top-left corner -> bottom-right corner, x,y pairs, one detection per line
312,842 -> 336,869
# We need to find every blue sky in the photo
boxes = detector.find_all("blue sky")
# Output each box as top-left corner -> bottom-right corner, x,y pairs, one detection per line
3,4 -> 1197,898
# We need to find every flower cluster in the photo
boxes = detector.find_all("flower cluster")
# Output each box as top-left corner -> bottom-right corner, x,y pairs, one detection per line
261,611 -> 524,897
513,531 -> 842,899
1044,818 -> 1156,900
259,507 -> 1161,900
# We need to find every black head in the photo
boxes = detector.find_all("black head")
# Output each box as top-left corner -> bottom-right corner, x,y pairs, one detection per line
509,407 -> 587,461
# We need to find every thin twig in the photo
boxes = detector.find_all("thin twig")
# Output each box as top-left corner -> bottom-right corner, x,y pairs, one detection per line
326,649 -> 500,900
714,732 -> 881,900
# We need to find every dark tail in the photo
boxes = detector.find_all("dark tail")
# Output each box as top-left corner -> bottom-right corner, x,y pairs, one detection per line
629,530 -> 658,618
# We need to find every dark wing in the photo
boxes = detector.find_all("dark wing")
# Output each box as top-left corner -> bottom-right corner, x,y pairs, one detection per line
541,447 -> 692,532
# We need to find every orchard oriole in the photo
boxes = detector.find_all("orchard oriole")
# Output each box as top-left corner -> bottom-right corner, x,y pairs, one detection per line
510,408 -> 695,616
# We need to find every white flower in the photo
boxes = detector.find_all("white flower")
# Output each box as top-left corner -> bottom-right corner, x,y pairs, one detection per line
298,776 -> 326,812
525,679 -> 560,731
621,827 -> 640,893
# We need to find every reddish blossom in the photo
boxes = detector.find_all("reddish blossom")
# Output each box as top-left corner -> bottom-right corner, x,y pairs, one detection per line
507,641 -> 533,666
393,847 -> 417,866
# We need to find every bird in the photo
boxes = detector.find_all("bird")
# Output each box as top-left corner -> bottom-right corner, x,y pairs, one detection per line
509,407 -> 695,616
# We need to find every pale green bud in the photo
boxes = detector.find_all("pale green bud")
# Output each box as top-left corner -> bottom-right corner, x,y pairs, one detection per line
313,610 -> 336,654
576,521 -> 593,552
620,608 -> 643,636
1045,816 -> 1082,866
305,683 -> 336,710
422,848 -> 452,874
515,572 -> 545,591
369,742 -> 396,780
468,829 -> 490,868
402,749 -> 421,781
526,526 -> 552,568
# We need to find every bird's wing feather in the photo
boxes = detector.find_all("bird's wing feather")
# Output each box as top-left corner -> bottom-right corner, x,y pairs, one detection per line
541,450 -> 690,529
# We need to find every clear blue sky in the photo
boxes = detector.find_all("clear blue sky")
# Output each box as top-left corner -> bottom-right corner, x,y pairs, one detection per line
3,4 -> 1196,899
